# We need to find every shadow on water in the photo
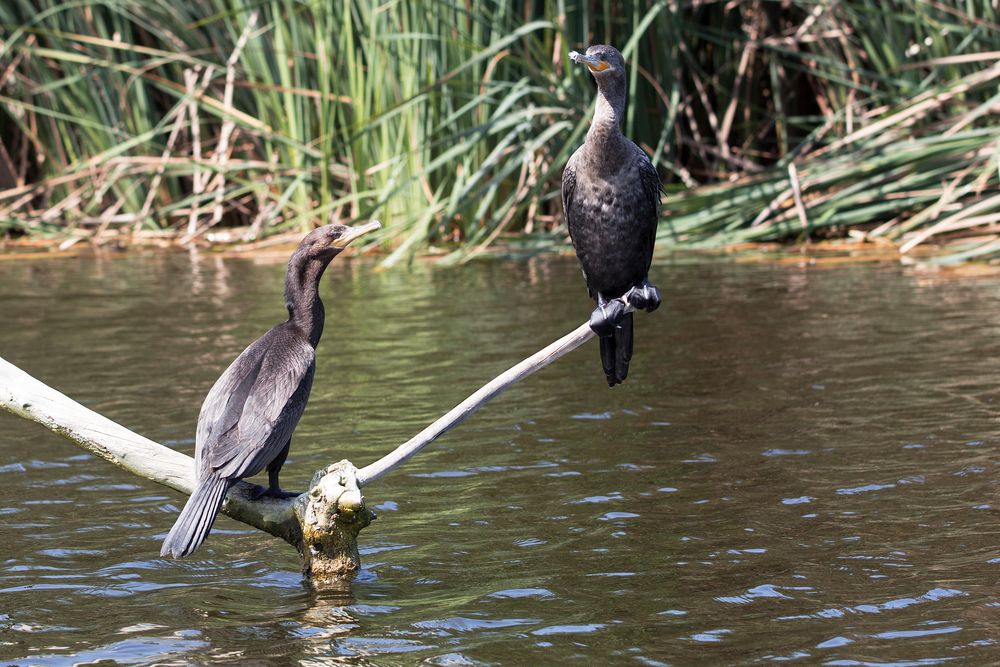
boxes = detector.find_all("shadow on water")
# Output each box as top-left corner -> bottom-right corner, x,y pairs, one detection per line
2,252 -> 1000,664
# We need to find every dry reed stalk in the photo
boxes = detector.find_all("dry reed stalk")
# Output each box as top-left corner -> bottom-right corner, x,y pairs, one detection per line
466,153 -> 534,258
182,11 -> 258,245
93,163 -> 131,238
0,36 -> 29,92
634,63 -> 698,184
185,67 -> 206,236
38,185 -> 85,223
793,0 -> 829,40
678,41 -> 728,163
876,156 -> 987,238
788,162 -> 808,230
899,52 -> 1000,69
718,8 -> 757,150
0,190 -> 38,218
819,62 -> 1000,156
900,193 -> 1000,253
523,153 -> 542,234
750,185 -> 795,228
134,102 -> 190,234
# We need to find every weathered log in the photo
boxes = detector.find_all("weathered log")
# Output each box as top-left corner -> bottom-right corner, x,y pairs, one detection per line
0,355 -> 369,579
0,295 -> 633,580
357,319 -> 601,485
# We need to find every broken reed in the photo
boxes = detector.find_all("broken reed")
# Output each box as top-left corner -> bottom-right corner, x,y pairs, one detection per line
0,0 -> 997,263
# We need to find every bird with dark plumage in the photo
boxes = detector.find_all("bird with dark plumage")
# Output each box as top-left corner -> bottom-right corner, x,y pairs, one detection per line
562,44 -> 661,387
160,220 -> 380,559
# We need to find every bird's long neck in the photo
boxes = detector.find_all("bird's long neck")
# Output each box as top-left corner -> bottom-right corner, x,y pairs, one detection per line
586,74 -> 629,162
284,253 -> 329,348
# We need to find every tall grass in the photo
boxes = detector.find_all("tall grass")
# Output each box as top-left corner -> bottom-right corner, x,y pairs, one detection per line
0,1 -> 997,263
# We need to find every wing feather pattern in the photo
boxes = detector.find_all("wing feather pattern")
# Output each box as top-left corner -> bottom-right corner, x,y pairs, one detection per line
635,146 -> 662,273
194,328 -> 315,482
561,149 -> 579,228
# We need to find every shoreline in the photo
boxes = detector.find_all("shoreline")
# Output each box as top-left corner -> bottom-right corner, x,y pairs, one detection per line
4,229 -> 993,275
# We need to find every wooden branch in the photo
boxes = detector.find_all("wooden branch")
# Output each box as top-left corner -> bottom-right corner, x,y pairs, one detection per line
357,301 -> 634,485
0,356 -> 374,581
0,355 -> 301,545
0,303 -> 633,578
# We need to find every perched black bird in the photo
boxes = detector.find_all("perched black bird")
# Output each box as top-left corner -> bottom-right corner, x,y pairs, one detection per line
160,221 -> 380,559
562,44 -> 661,387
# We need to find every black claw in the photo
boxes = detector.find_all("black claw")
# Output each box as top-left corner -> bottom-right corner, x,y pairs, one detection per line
644,284 -> 661,312
628,281 -> 661,313
590,299 -> 625,337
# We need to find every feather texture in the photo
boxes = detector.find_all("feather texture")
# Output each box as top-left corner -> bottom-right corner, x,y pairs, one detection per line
562,45 -> 660,386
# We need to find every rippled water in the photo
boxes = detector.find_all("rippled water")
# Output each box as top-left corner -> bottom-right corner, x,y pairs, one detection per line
2,251 -> 1000,665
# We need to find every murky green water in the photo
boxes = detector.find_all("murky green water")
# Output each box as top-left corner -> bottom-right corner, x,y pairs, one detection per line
2,251 -> 1000,665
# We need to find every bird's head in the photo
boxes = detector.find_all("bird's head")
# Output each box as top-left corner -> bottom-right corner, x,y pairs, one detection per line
299,220 -> 381,260
569,45 -> 625,82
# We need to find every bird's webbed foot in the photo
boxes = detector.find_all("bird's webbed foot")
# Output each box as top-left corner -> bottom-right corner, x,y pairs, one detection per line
628,280 -> 661,313
251,452 -> 300,500
248,484 -> 300,501
589,297 -> 626,337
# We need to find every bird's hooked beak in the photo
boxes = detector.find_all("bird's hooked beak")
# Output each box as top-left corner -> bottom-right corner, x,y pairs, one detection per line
569,50 -> 609,73
332,220 -> 381,249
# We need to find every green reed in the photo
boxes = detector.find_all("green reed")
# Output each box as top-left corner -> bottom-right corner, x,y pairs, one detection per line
0,1 -> 997,263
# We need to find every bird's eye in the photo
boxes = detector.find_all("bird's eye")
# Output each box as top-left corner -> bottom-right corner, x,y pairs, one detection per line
600,53 -> 607,61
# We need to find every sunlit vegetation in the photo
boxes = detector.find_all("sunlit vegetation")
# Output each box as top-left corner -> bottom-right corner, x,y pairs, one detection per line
0,1 -> 997,263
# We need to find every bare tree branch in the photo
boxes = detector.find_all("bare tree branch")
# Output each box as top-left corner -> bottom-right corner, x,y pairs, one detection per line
0,302 -> 636,578
358,298 -> 637,485
0,355 -> 302,544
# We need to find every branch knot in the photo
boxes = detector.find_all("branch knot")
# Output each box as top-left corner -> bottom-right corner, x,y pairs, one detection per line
294,460 -> 375,581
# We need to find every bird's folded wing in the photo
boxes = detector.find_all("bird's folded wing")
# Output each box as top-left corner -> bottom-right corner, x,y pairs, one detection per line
561,151 -> 579,225
637,152 -> 662,270
637,152 -> 662,219
196,339 -> 266,446
204,337 -> 315,479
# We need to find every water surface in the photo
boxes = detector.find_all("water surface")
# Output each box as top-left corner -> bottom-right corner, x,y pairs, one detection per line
2,252 -> 1000,664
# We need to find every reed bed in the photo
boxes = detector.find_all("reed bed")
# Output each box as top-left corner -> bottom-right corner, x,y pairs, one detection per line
0,1 -> 997,263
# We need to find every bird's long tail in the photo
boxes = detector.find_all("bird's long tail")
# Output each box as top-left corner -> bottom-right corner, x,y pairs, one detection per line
599,312 -> 633,387
160,474 -> 232,559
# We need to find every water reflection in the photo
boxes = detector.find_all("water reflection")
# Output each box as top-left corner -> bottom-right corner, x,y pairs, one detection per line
3,256 -> 1000,663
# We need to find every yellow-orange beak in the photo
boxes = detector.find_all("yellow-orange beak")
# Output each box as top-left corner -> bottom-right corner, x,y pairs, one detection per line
569,51 -> 610,73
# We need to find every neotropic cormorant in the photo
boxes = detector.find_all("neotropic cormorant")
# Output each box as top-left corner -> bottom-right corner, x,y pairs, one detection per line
562,45 -> 661,387
160,221 -> 381,559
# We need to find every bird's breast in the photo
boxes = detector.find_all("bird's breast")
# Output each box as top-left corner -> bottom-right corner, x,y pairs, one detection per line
567,165 -> 654,297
